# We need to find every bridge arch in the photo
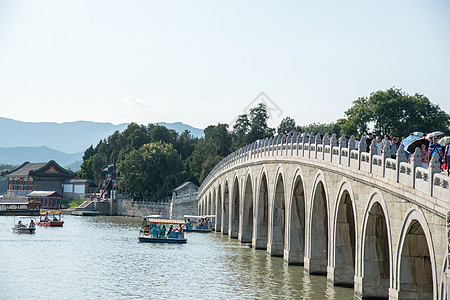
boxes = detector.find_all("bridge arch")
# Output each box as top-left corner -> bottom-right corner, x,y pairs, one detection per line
268,165 -> 286,257
216,184 -> 222,232
440,256 -> 447,300
229,173 -> 240,238
358,190 -> 392,299
240,169 -> 253,243
253,167 -> 270,249
331,179 -> 357,287
208,190 -> 212,215
286,167 -> 306,265
211,187 -> 216,215
222,179 -> 230,235
306,171 -> 330,274
395,208 -> 436,299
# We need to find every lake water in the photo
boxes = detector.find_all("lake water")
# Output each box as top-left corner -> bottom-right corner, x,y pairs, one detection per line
0,215 -> 355,299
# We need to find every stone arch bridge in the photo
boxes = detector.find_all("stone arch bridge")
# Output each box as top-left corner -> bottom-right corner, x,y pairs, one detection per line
198,133 -> 450,299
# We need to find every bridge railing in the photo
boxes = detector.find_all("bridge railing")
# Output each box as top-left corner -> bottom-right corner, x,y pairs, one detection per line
199,132 -> 449,203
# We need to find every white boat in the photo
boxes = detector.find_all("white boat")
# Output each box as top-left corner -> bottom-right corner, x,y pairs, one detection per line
138,217 -> 187,243
183,215 -> 215,233
11,216 -> 36,234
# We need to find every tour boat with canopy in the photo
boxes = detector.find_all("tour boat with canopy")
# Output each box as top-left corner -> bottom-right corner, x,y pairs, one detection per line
11,216 -> 36,234
37,210 -> 64,227
138,217 -> 187,244
183,215 -> 215,233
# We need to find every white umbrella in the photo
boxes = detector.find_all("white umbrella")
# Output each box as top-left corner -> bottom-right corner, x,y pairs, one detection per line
439,136 -> 450,145
426,131 -> 445,139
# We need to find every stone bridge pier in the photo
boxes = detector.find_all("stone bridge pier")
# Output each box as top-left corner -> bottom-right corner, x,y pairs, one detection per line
198,133 -> 450,299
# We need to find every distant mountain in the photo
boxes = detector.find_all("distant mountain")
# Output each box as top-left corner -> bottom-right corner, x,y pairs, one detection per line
156,122 -> 204,138
0,117 -> 128,154
0,117 -> 204,154
0,146 -> 83,169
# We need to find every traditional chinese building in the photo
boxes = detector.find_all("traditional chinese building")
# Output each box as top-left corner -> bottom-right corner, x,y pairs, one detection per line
2,160 -> 76,202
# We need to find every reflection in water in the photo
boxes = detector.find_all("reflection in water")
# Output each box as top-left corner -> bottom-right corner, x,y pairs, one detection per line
0,216 -> 355,299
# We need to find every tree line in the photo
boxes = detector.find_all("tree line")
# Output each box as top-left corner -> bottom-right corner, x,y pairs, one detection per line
79,87 -> 450,201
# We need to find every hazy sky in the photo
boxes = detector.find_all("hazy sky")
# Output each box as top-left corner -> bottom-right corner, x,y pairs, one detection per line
1,0 -> 449,129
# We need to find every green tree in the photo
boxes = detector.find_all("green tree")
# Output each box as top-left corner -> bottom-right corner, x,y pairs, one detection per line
247,103 -> 270,142
339,87 -> 450,137
277,117 -> 296,135
118,142 -> 183,201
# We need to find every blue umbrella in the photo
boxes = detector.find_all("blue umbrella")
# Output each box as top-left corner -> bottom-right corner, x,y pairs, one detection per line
401,135 -> 421,149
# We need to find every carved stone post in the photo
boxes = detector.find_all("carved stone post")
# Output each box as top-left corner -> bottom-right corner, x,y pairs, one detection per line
410,148 -> 421,188
308,133 -> 314,158
428,152 -> 442,196
314,133 -> 321,159
395,144 -> 407,183
322,132 -> 329,161
358,137 -> 367,171
381,142 -> 391,178
348,135 -> 355,167
369,140 -> 378,174
330,134 -> 337,162
338,134 -> 347,165
301,133 -> 307,157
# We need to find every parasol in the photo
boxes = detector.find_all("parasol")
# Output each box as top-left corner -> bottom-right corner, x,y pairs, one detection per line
401,135 -> 421,149
407,138 -> 429,153
410,131 -> 424,137
439,136 -> 450,146
425,131 -> 445,139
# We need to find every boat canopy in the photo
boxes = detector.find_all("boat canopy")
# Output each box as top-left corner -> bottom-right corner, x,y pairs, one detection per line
144,218 -> 185,225
142,214 -> 162,218
184,215 -> 215,219
40,210 -> 61,215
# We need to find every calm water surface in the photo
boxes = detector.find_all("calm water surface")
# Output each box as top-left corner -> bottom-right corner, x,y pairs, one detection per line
0,215 -> 355,299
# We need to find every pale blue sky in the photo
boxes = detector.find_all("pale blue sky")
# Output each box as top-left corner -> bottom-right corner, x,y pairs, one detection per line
0,0 -> 449,129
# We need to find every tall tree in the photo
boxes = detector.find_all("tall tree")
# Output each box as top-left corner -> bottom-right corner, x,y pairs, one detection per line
118,142 -> 183,201
277,117 -> 296,135
339,88 -> 450,137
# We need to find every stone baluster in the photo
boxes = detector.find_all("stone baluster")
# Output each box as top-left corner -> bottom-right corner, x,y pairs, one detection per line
301,133 -> 307,157
264,138 -> 269,156
290,133 -> 295,156
314,132 -> 321,159
349,135 -> 355,151
338,134 -> 347,164
358,137 -> 367,170
347,135 -> 355,167
330,134 -> 337,162
268,137 -> 273,157
381,142 -> 392,177
429,152 -> 442,196
369,139 -> 378,174
394,144 -> 407,183
410,147 -> 421,188
308,133 -> 314,158
322,132 -> 329,160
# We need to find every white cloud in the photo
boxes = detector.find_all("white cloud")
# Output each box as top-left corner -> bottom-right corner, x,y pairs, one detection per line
123,96 -> 153,107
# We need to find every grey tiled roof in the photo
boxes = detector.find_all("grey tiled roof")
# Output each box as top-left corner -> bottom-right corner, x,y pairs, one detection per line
4,162 -> 47,177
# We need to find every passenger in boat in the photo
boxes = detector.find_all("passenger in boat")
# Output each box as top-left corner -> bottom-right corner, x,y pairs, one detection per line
185,219 -> 191,229
159,225 -> 166,238
29,220 -> 35,228
177,225 -> 183,232
151,224 -> 158,238
167,225 -> 174,237
17,220 -> 23,228
53,216 -> 58,221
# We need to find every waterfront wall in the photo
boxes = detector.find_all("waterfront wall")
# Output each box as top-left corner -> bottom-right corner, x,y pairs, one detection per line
115,198 -> 169,218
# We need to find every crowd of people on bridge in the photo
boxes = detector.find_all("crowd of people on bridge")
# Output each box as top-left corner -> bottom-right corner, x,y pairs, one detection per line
306,131 -> 450,175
